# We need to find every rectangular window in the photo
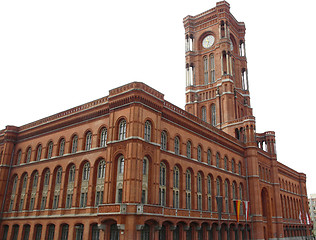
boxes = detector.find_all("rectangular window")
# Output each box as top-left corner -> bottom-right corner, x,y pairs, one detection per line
52,195 -> 59,209
66,194 -> 73,209
141,190 -> 146,204
40,196 -> 47,210
29,197 -> 35,211
19,198 -> 24,211
117,189 -> 123,203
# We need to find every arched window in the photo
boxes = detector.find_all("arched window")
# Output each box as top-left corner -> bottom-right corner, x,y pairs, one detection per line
231,159 -> 235,173
238,162 -> 242,175
224,156 -> 228,171
201,106 -> 207,122
197,173 -> 202,210
26,147 -> 32,163
116,156 -> 124,203
142,157 -> 149,204
186,141 -> 192,159
207,175 -> 212,211
216,178 -> 221,196
80,163 -> 90,208
173,166 -> 180,208
36,145 -> 42,161
98,160 -> 106,179
82,163 -> 90,181
66,165 -> 75,209
53,167 -> 62,209
47,142 -> 53,159
71,135 -> 78,153
216,152 -> 220,168
159,163 -> 166,206
41,170 -> 50,210
185,170 -> 191,209
119,157 -> 124,174
118,119 -> 127,140
211,104 -> 216,126
225,180 -> 229,213
56,167 -> 62,184
100,127 -> 107,147
232,182 -> 237,200
144,121 -> 151,142
16,150 -> 22,165
69,165 -> 75,183
203,56 -> 208,84
9,176 -> 18,212
161,131 -> 167,150
197,145 -> 202,162
207,149 -> 212,165
239,183 -> 243,214
96,160 -> 106,206
210,54 -> 215,83
19,174 -> 28,211
59,139 -> 65,156
85,132 -> 92,150
174,137 -> 180,155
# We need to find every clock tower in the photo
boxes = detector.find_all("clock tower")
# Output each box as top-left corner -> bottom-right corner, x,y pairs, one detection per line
184,1 -> 254,141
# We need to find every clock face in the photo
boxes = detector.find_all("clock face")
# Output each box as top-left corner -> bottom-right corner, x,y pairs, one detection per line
202,35 -> 215,48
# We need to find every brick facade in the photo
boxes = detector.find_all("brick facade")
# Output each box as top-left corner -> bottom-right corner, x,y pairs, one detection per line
0,1 -> 312,240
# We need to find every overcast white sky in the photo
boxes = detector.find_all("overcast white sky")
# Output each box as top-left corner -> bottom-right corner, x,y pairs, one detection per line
1,0 -> 315,195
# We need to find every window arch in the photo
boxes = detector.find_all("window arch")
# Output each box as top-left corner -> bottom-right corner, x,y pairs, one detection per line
161,131 -> 167,150
144,120 -> 152,142
173,166 -> 180,208
47,142 -> 53,159
26,147 -> 32,163
58,139 -> 65,156
85,131 -> 92,150
232,181 -> 237,200
71,135 -> 78,153
211,104 -> 216,126
159,162 -> 166,206
186,141 -> 192,159
174,137 -> 180,155
201,106 -> 207,122
36,145 -> 42,161
185,170 -> 192,209
100,127 -> 107,147
118,119 -> 127,140
68,165 -> 75,183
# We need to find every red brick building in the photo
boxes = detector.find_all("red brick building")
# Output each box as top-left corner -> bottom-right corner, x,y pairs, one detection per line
0,1 -> 312,239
